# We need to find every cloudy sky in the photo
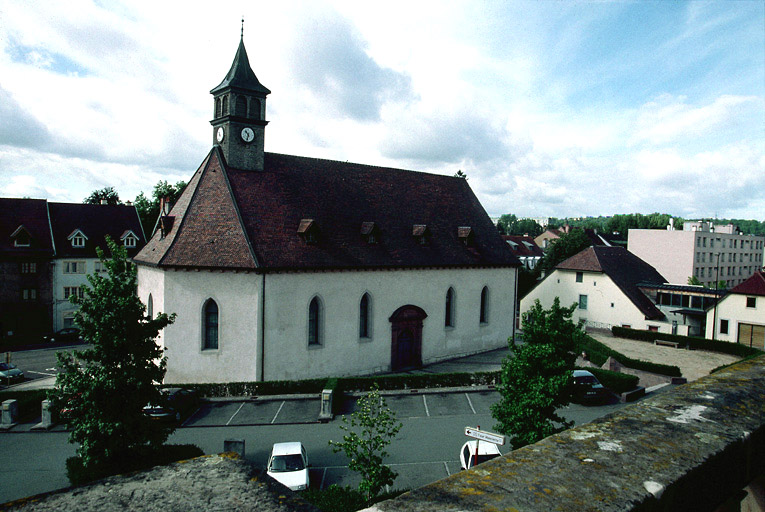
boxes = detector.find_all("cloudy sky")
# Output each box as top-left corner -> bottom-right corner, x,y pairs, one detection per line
0,1 -> 763,220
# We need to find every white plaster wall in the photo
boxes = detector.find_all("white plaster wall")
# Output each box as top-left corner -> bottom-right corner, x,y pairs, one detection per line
520,269 -> 667,332
706,294 -> 765,342
136,266 -> 166,347
52,257 -> 99,331
262,267 -> 517,381
144,268 -> 263,384
627,230 -> 695,284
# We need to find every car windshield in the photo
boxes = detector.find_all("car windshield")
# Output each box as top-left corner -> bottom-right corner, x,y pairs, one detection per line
575,375 -> 598,385
0,363 -> 15,371
270,454 -> 305,472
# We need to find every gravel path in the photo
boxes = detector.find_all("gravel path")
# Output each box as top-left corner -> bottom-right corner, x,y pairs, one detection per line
588,332 -> 740,381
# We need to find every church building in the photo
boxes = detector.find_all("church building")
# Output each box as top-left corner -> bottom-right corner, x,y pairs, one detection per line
134,34 -> 520,383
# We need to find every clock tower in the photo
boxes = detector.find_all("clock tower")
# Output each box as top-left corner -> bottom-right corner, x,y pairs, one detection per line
210,31 -> 270,171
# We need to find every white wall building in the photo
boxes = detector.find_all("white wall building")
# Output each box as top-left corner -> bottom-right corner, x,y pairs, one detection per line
135,35 -> 520,384
628,221 -> 765,289
706,271 -> 765,349
520,246 -> 679,333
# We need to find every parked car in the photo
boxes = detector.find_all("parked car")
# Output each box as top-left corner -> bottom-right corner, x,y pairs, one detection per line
43,328 -> 83,344
143,388 -> 199,423
459,440 -> 501,470
267,442 -> 309,491
0,362 -> 24,383
572,369 -> 610,404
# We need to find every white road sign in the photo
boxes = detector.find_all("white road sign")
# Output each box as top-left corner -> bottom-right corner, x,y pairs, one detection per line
464,426 -> 505,445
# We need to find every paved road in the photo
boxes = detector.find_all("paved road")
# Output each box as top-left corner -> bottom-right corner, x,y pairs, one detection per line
0,386 -> 655,504
0,344 -> 87,389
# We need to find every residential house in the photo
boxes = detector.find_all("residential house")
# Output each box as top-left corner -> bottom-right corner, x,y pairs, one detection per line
0,199 -> 55,342
48,202 -> 145,331
705,271 -> 765,349
628,221 -> 765,288
0,198 -> 145,341
533,225 -> 622,250
520,246 -> 681,333
502,235 -> 543,270
134,34 -> 520,384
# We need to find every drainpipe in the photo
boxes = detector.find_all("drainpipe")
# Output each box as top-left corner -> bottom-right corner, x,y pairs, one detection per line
260,273 -> 266,381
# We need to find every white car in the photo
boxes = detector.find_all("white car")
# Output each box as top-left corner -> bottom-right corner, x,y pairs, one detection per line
267,442 -> 309,491
459,440 -> 501,470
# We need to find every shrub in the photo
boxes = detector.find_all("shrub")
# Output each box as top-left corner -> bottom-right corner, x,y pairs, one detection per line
303,485 -> 408,512
611,326 -> 762,357
0,389 -> 47,423
66,444 -> 204,486
580,335 -> 682,377
579,367 -> 639,394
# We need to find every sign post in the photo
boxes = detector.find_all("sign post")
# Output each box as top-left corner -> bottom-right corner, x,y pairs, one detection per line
464,426 -> 505,468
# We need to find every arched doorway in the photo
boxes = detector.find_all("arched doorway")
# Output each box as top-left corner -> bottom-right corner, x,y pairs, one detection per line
389,305 -> 427,371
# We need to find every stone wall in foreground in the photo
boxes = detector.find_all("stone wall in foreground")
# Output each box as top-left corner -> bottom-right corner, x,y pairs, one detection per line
367,355 -> 765,512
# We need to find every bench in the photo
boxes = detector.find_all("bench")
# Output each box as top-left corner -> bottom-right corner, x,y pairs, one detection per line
654,339 -> 680,348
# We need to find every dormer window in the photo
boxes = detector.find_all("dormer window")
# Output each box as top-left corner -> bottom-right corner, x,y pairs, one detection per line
298,219 -> 319,244
68,229 -> 88,248
458,226 -> 474,246
361,222 -> 380,244
413,225 -> 430,245
121,230 -> 139,248
507,240 -> 518,249
11,225 -> 31,247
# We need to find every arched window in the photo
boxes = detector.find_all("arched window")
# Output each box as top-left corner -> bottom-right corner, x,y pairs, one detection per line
359,293 -> 371,339
445,287 -> 455,327
308,297 -> 322,346
203,299 -> 219,350
251,98 -> 261,119
222,96 -> 229,115
215,97 -> 222,118
147,294 -> 153,319
235,95 -> 247,117
480,287 -> 489,324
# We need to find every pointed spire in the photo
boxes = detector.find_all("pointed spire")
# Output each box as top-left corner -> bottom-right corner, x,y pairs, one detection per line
210,29 -> 270,95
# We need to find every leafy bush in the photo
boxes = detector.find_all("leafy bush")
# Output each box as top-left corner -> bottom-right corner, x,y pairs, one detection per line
579,367 -> 639,394
66,443 -> 203,486
303,485 -> 407,512
580,335 -> 682,377
0,389 -> 47,423
611,326 -> 762,357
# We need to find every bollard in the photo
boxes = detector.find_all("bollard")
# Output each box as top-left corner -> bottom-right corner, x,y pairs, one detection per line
33,400 -> 53,430
318,388 -> 333,422
1,399 -> 19,429
224,439 -> 245,458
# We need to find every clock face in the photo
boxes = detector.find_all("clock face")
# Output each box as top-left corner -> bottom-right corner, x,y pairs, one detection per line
216,127 -> 224,143
241,127 -> 255,143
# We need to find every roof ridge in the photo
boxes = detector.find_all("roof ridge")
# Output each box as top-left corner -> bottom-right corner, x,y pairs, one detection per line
217,146 -> 260,268
265,152 -> 465,181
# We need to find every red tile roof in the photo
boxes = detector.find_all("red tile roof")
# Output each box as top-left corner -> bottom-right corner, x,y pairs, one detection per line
729,271 -> 765,297
0,198 -> 53,257
48,202 -> 146,258
136,148 -> 519,271
557,246 -> 667,319
502,235 -> 543,258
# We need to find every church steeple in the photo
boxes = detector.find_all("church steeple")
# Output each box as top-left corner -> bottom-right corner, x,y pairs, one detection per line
210,26 -> 270,171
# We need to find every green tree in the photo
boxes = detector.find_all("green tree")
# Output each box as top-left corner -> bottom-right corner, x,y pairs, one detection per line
329,385 -> 403,503
491,298 -> 583,449
84,186 -> 121,205
49,236 -> 176,468
536,229 -> 590,277
134,180 -> 187,237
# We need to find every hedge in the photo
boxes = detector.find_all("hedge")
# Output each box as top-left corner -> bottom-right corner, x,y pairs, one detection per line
579,367 -> 639,394
580,335 -> 682,377
611,326 -> 763,357
172,377 -> 329,398
0,389 -> 48,423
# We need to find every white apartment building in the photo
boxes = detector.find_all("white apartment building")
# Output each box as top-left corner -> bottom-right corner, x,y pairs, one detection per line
628,221 -> 764,289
